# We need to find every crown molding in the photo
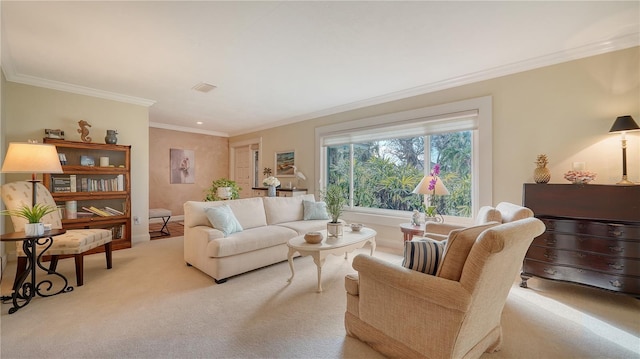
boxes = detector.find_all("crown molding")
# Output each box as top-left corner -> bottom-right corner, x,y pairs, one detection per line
149,121 -> 229,137
2,68 -> 156,107
278,33 -> 640,128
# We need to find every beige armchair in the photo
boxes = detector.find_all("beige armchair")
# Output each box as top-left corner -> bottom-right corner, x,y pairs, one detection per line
345,217 -> 545,359
422,202 -> 534,241
1,181 -> 113,286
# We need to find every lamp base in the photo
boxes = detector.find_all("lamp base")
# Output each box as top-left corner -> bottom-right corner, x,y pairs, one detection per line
616,176 -> 637,186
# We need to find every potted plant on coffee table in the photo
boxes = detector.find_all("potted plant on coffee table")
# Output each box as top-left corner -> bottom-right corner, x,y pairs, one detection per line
2,203 -> 56,237
322,184 -> 348,237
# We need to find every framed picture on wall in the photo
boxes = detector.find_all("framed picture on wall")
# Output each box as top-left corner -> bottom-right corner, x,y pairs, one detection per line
275,150 -> 295,177
170,148 -> 195,184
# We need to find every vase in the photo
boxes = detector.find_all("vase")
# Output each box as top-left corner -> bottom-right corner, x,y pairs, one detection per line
105,130 -> 118,144
268,185 -> 276,197
534,165 -> 551,184
24,223 -> 44,237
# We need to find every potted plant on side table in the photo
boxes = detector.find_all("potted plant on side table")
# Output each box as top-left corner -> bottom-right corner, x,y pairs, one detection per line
205,178 -> 241,201
323,184 -> 348,237
2,203 -> 57,236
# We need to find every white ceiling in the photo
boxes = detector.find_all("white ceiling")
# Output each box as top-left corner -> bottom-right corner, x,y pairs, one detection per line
2,1 -> 639,137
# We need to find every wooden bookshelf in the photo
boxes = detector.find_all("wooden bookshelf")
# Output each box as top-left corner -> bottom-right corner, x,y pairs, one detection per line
43,138 -> 132,252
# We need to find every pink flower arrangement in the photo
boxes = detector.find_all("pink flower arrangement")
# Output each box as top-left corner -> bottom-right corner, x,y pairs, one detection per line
428,163 -> 441,195
425,164 -> 441,217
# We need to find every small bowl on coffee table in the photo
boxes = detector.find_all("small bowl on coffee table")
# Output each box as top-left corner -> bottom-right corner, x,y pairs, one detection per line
304,232 -> 324,244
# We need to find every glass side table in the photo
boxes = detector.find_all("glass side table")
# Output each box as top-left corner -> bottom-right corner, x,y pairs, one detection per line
1,229 -> 73,314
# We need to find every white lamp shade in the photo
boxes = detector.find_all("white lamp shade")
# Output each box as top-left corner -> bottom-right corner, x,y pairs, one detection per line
412,175 -> 450,196
1,142 -> 63,174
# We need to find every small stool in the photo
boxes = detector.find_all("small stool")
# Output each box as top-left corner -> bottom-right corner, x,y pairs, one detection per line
149,208 -> 172,237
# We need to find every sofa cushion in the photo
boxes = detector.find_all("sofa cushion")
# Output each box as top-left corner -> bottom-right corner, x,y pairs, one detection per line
276,219 -> 328,235
263,194 -> 315,224
184,198 -> 268,230
436,222 -> 498,281
205,226 -> 298,258
402,238 -> 445,275
204,205 -> 243,237
303,200 -> 329,220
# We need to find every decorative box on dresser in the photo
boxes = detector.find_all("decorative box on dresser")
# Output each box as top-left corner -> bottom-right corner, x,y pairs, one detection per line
42,138 -> 132,253
522,183 -> 640,296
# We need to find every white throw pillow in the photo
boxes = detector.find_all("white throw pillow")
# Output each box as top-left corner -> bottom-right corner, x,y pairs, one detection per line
402,237 -> 445,275
204,204 -> 243,237
303,200 -> 329,220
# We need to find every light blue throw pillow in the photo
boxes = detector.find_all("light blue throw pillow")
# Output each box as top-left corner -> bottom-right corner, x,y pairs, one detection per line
303,200 -> 329,220
204,204 -> 243,237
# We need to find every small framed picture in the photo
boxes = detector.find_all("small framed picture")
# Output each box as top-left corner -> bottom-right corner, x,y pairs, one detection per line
275,150 -> 295,177
80,155 -> 95,166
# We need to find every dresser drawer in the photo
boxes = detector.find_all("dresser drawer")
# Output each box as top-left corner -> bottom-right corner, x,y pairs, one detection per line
525,246 -> 640,276
522,260 -> 640,295
540,217 -> 640,239
532,232 -> 640,257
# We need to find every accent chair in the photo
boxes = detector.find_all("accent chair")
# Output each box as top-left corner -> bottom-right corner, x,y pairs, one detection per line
344,216 -> 545,358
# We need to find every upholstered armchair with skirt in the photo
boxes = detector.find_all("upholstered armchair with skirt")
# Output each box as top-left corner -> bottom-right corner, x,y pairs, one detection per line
1,181 -> 113,286
421,201 -> 534,241
344,217 -> 545,359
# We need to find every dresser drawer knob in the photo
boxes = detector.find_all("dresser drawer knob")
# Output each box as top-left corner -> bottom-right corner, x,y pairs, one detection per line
543,251 -> 557,261
608,263 -> 624,270
543,268 -> 557,275
608,246 -> 623,253
574,252 -> 586,258
545,238 -> 556,246
608,226 -> 624,237
609,280 -> 622,288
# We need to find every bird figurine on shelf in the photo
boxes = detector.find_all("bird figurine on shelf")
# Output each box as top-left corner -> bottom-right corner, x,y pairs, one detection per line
292,166 -> 306,189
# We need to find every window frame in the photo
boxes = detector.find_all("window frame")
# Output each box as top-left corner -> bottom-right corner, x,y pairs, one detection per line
315,96 -> 492,219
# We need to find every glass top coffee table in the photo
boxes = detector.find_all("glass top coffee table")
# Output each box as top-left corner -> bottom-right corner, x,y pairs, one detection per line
287,227 -> 376,292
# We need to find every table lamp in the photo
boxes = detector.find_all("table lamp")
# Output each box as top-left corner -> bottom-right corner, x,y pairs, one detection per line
412,175 -> 450,208
1,141 -> 64,206
609,115 -> 640,185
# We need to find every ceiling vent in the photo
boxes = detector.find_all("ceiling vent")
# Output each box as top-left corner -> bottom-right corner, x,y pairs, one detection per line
192,82 -> 217,93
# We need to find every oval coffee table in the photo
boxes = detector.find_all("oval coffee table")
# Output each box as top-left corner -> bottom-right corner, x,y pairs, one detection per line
287,227 -> 376,292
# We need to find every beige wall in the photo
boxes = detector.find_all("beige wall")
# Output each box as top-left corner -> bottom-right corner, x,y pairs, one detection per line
2,81 -> 151,244
149,127 -> 229,217
233,47 -> 639,202
231,47 -> 639,249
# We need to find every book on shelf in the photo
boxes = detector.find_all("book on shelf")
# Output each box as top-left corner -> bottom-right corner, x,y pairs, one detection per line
104,206 -> 125,216
70,175 -> 77,192
82,206 -> 112,217
111,225 -> 124,239
53,177 -> 71,192
77,176 -> 124,192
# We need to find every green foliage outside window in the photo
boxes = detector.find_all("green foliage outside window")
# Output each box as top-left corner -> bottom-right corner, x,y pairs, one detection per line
327,131 -> 472,217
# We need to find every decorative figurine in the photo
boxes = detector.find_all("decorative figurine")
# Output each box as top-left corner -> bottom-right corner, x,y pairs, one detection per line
77,120 -> 92,142
411,209 -> 421,226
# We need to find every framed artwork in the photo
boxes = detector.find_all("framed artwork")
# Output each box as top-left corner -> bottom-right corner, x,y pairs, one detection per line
170,149 -> 195,184
80,155 -> 95,166
275,150 -> 295,177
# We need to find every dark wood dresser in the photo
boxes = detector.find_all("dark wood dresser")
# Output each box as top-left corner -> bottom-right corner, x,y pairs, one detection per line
522,183 -> 640,296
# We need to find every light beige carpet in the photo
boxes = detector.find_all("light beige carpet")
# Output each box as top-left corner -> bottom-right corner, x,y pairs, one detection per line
1,236 -> 638,358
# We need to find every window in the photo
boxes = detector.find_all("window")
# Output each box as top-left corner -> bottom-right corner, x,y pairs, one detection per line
316,96 -> 492,219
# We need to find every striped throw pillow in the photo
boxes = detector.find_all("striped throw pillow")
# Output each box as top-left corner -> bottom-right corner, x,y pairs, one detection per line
402,238 -> 445,275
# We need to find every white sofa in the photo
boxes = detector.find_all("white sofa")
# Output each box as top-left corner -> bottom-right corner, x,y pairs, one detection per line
184,194 -> 328,283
